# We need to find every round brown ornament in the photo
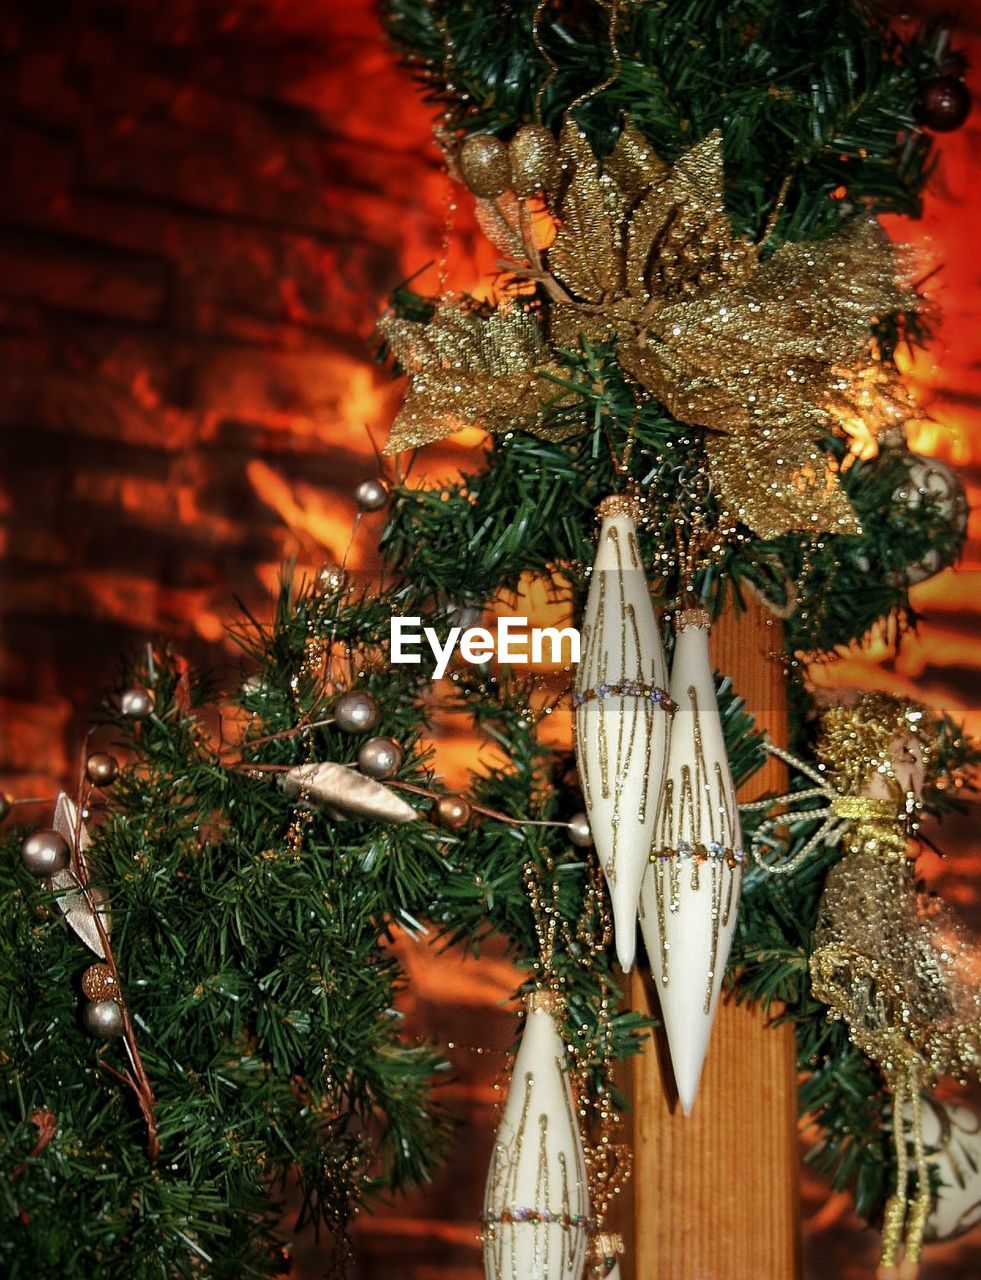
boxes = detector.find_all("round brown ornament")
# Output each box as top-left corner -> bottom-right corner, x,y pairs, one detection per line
434,794 -> 472,831
81,963 -> 119,1001
917,75 -> 971,132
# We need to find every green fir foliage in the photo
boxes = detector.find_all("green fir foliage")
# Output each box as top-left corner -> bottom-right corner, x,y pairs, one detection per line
386,0 -> 958,234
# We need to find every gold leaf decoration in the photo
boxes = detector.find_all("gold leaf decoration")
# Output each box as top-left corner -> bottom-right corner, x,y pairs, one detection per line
382,120 -> 909,537
602,121 -> 669,203
549,121 -> 625,303
474,193 -> 527,260
380,302 -> 576,453
546,127 -> 909,537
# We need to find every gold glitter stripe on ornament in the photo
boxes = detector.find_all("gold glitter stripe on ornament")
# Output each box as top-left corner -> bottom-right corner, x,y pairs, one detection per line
648,850 -> 740,1014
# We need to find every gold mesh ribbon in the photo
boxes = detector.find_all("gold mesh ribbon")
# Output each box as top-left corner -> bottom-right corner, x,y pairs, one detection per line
829,795 -> 912,863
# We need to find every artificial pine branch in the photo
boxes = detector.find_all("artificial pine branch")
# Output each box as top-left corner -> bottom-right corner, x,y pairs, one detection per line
1,2 -> 974,1274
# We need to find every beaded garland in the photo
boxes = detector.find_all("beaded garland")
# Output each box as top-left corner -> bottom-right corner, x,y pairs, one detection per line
651,840 -> 747,870
481,1207 -> 596,1230
572,680 -> 677,714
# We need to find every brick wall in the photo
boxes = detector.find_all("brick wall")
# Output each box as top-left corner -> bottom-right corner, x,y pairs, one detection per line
0,2 -> 978,1277
0,0 -> 486,795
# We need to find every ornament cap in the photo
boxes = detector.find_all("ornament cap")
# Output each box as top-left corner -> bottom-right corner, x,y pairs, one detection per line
675,606 -> 711,633
597,494 -> 642,520
525,988 -> 559,1013
592,1232 -> 624,1255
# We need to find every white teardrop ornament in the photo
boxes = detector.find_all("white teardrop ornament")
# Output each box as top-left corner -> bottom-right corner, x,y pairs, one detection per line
639,607 -> 745,1115
482,990 -> 591,1280
574,495 -> 672,971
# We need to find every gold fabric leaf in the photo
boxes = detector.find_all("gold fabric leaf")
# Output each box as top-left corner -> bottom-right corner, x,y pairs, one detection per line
474,194 -> 527,260
705,431 -> 859,540
603,121 -> 669,204
543,128 -> 909,537
381,302 -> 575,453
549,122 -> 624,303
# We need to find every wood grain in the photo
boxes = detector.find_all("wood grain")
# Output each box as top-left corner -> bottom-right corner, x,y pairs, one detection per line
620,597 -> 801,1280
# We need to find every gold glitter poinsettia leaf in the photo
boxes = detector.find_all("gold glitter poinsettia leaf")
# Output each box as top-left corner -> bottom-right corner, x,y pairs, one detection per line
380,302 -> 576,453
542,125 -> 910,537
602,121 -> 670,202
703,430 -> 856,540
548,121 -> 625,304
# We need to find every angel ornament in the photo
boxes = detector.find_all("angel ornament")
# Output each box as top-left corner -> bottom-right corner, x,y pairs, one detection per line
750,695 -> 981,1279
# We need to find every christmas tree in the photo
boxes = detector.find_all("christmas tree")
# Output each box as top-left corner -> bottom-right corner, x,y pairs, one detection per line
2,2 -> 978,1277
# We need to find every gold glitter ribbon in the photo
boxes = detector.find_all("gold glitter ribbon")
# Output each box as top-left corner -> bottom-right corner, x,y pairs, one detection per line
829,794 -> 911,863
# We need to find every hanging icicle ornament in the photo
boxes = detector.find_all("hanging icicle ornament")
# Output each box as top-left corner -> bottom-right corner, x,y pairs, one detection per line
639,605 -> 745,1115
482,989 -> 592,1280
573,494 -> 673,972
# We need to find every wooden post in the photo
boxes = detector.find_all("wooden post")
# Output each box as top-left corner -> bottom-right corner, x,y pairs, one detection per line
617,598 -> 801,1280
